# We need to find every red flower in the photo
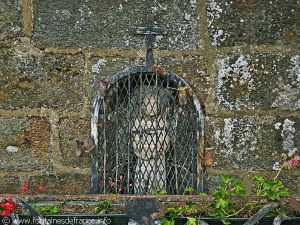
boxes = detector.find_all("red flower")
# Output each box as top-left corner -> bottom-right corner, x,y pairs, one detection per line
5,204 -> 16,211
287,155 -> 300,168
1,198 -> 17,217
20,183 -> 29,194
37,182 -> 46,193
1,210 -> 11,217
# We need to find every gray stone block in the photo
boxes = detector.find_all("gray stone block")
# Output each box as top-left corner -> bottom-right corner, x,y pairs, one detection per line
207,0 -> 300,46
214,53 -> 300,110
33,0 -> 200,49
0,47 -> 85,112
58,117 -> 92,168
0,0 -> 22,45
205,116 -> 300,170
0,117 -> 51,172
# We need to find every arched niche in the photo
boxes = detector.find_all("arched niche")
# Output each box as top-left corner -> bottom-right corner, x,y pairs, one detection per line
91,65 -> 204,195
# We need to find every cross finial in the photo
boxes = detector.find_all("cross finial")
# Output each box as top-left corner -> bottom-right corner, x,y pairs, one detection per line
135,15 -> 167,72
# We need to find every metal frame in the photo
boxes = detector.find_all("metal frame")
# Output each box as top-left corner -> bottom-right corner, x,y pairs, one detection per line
91,65 -> 205,194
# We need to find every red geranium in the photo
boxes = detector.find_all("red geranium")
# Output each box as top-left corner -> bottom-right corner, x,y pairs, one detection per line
20,183 -> 29,194
37,182 -> 46,193
1,198 -> 17,217
286,155 -> 300,168
2,210 -> 11,217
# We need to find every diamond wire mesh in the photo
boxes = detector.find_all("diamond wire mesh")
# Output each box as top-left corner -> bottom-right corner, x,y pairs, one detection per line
98,72 -> 199,194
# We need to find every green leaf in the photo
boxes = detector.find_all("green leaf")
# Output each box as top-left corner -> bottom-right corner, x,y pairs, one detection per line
233,180 -> 246,197
161,217 -> 173,225
187,217 -> 197,225
184,186 -> 195,194
215,197 -> 229,208
151,188 -> 167,195
221,174 -> 233,184
199,192 -> 207,197
253,175 -> 265,184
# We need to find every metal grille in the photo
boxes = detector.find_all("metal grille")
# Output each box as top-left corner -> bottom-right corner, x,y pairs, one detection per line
92,68 -> 204,195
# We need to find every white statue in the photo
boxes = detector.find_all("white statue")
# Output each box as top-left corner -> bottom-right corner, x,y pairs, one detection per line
132,90 -> 170,194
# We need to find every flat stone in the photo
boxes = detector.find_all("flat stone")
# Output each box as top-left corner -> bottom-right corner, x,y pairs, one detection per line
0,0 -> 22,46
30,173 -> 90,194
0,47 -> 85,112
6,145 -> 19,153
33,0 -> 199,49
58,117 -> 92,168
214,53 -> 300,110
0,176 -> 21,194
205,116 -> 300,170
0,117 -> 51,172
207,0 -> 300,46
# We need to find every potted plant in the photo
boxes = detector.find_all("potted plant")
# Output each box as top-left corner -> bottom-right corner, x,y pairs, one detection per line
161,154 -> 300,225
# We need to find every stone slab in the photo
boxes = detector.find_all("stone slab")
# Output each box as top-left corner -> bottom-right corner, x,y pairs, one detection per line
0,45 -> 85,112
0,0 -> 22,46
214,53 -> 300,110
207,0 -> 300,46
0,117 -> 51,172
33,0 -> 200,49
205,116 -> 300,170
58,117 -> 92,168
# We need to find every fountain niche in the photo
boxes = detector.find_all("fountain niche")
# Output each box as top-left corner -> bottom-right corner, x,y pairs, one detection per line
90,16 -> 205,196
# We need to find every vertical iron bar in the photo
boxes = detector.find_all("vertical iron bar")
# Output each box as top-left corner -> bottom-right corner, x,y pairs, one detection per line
190,108 -> 195,192
115,81 -> 119,194
103,97 -> 107,194
127,74 -> 131,194
174,109 -> 179,194
162,102 -> 168,192
154,72 -> 159,190
137,70 -> 143,193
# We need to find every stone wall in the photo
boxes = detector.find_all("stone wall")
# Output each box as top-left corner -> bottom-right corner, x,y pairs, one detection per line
0,0 -> 299,194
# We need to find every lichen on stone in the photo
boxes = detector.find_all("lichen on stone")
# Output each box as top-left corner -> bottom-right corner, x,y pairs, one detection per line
216,54 -> 254,110
281,119 -> 297,157
272,55 -> 300,110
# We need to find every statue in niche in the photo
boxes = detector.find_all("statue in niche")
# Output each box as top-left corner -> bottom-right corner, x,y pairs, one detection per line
131,86 -> 170,194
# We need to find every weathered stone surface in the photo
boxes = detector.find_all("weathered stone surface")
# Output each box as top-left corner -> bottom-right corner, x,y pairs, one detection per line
33,0 -> 199,49
91,56 -> 142,98
0,45 -> 85,112
58,117 -> 92,168
214,53 -> 300,110
157,55 -> 209,103
205,116 -> 300,170
30,173 -> 90,194
92,55 -> 208,102
0,117 -> 51,172
207,0 -> 300,47
0,0 -> 22,46
0,176 -> 21,194
279,174 -> 300,194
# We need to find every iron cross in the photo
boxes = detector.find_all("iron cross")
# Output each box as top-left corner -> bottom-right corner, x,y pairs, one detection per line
135,15 -> 167,72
